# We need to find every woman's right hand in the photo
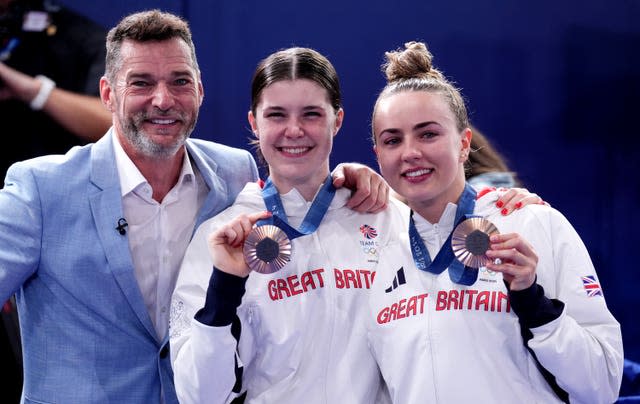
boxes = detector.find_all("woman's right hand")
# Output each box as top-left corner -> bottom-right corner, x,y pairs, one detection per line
485,232 -> 538,291
207,211 -> 272,277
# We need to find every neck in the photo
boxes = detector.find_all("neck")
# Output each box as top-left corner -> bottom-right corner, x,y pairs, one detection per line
409,177 -> 466,223
126,146 -> 185,203
141,156 -> 184,203
269,169 -> 330,202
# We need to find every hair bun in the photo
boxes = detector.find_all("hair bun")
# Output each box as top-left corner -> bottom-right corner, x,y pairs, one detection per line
383,41 -> 443,83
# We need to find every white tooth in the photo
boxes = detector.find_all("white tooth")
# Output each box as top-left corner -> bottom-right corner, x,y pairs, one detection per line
153,119 -> 174,124
405,169 -> 430,177
282,147 -> 307,154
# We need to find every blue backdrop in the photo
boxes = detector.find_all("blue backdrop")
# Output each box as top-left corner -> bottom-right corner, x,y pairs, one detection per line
62,0 -> 640,363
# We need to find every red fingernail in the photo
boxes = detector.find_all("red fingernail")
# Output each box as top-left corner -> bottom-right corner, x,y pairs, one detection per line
515,201 -> 522,209
476,187 -> 495,199
501,208 -> 508,216
496,200 -> 504,208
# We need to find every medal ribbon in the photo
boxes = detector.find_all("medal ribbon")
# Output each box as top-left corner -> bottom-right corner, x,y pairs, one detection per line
408,183 -> 479,285
259,174 -> 336,241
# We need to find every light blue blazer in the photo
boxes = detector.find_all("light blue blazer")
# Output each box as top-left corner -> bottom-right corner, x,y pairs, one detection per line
0,129 -> 258,403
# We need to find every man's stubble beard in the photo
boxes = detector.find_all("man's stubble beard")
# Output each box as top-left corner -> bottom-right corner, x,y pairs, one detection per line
123,109 -> 198,159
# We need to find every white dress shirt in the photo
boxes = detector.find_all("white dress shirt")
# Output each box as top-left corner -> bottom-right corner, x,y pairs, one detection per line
113,135 -> 207,339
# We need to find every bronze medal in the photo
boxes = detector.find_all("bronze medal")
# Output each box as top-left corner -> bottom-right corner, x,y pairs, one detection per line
451,217 -> 499,268
243,225 -> 292,274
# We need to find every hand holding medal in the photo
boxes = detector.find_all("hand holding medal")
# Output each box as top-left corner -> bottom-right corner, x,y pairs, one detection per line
207,211 -> 283,278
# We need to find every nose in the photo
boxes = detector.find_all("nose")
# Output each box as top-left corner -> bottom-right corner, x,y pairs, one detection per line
400,139 -> 421,161
284,118 -> 304,138
151,82 -> 175,111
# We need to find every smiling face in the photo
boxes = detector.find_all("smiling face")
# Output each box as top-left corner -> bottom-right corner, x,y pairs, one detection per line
374,90 -> 470,221
100,37 -> 204,160
248,78 -> 343,199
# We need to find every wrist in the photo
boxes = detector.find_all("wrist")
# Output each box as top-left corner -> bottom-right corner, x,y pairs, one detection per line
30,75 -> 56,110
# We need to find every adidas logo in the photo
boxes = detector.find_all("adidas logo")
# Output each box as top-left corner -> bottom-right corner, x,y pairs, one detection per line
385,267 -> 406,293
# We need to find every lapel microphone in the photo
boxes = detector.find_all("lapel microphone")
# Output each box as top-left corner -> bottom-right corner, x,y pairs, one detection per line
116,218 -> 128,235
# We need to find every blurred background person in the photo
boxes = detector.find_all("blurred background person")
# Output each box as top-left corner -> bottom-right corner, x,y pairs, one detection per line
0,0 -> 111,175
466,124 -> 521,190
0,0 -> 111,401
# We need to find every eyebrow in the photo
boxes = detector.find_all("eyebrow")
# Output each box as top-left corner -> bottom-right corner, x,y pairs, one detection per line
413,121 -> 438,131
126,70 -> 194,80
262,105 -> 325,112
379,121 -> 438,136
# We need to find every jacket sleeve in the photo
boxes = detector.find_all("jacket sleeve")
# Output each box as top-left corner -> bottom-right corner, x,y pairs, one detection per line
0,163 -> 42,301
169,216 -> 255,404
519,207 -> 623,403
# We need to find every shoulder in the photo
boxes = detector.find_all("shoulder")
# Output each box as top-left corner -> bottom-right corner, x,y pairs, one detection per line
7,144 -> 91,179
187,139 -> 257,178
486,202 -> 579,245
3,145 -> 95,203
187,138 -> 254,163
387,196 -> 411,225
194,183 -> 264,231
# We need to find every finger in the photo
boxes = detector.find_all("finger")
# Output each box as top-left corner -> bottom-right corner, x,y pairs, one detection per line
233,211 -> 272,247
223,223 -> 245,248
347,190 -> 374,212
234,219 -> 254,248
365,179 -> 389,213
496,188 -> 545,215
495,188 -> 524,215
486,247 -> 519,265
247,210 -> 273,224
217,211 -> 271,247
486,256 -> 536,291
345,178 -> 372,211
489,233 -> 524,252
488,234 -> 538,274
493,233 -> 536,256
513,194 -> 542,210
489,232 -> 513,245
331,164 -> 346,189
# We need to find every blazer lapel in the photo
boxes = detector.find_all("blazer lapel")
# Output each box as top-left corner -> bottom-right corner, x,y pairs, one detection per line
88,131 -> 157,339
186,140 -> 230,230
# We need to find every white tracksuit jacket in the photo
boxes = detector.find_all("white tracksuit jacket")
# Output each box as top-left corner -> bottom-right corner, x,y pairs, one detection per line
170,181 -> 407,404
367,191 -> 623,404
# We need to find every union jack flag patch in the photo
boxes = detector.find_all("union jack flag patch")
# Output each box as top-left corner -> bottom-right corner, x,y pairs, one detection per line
359,224 -> 378,239
581,275 -> 603,297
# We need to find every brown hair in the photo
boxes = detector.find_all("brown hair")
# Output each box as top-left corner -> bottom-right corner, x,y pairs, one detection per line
105,10 -> 199,82
466,125 -> 521,185
371,41 -> 469,143
249,47 -> 342,169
